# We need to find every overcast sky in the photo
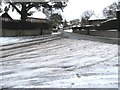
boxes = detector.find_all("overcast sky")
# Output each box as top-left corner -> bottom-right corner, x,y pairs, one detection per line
1,0 -> 118,21
62,0 -> 118,21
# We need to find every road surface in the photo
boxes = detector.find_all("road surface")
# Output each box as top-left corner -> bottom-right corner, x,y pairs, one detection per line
0,30 -> 119,88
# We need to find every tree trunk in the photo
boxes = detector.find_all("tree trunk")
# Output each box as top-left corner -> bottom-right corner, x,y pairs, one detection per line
21,3 -> 27,21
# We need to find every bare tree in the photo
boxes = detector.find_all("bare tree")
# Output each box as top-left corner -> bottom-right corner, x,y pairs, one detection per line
50,13 -> 63,27
69,19 -> 80,25
3,0 -> 68,21
117,1 -> 120,10
0,1 -> 3,13
63,19 -> 68,28
81,10 -> 94,25
103,2 -> 120,19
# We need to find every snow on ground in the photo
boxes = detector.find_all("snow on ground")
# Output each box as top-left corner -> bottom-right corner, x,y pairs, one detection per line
0,35 -> 56,46
64,29 -> 73,33
0,30 -> 119,88
0,37 -> 23,45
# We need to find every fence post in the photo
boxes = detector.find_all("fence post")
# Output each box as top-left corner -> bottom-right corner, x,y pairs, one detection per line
117,11 -> 120,31
87,29 -> 89,35
40,29 -> 43,35
0,18 -> 2,36
117,11 -> 120,38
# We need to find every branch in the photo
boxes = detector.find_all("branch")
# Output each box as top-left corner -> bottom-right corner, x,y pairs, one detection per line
26,3 -> 35,12
9,2 -> 21,15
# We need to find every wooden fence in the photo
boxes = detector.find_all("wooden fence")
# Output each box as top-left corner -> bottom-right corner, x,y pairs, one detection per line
2,20 -> 51,30
1,20 -> 52,36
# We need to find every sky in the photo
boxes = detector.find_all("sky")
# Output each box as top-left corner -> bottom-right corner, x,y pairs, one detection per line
62,0 -> 118,21
0,0 -> 118,21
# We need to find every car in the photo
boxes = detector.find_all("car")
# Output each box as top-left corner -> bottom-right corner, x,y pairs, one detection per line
53,29 -> 58,32
52,26 -> 58,32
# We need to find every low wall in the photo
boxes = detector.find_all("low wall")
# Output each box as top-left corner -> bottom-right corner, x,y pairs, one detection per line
1,29 -> 52,36
73,30 -> 119,38
90,30 -> 118,38
73,29 -> 88,35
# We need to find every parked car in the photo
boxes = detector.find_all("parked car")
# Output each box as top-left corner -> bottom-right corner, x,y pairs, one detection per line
52,26 -> 58,32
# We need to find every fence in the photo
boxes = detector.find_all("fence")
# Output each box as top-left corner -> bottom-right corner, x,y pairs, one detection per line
2,19 -> 51,30
1,20 -> 52,36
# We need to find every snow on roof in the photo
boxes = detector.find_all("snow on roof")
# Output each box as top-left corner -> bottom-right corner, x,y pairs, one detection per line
28,11 -> 47,19
0,11 -> 20,20
1,12 -> 13,20
0,7 -> 47,20
89,15 -> 106,21
28,7 -> 47,19
0,10 -> 21,20
8,10 -> 21,20
101,18 -> 117,24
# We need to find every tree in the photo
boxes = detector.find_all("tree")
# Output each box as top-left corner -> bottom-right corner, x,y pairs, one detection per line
80,10 -> 94,25
103,2 -> 120,19
50,13 -> 63,28
117,1 -> 120,10
63,19 -> 68,28
69,19 -> 80,25
4,0 -> 68,21
80,17 -> 87,25
0,1 -> 3,13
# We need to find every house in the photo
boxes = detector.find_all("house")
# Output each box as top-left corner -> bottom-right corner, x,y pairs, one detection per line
0,12 -> 13,21
0,10 -> 52,36
98,18 -> 117,30
88,15 -> 107,26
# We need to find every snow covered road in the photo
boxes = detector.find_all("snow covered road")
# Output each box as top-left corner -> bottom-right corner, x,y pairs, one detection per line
0,31 -> 119,88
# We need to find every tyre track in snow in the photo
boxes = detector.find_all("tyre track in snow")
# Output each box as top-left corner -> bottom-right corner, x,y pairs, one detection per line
1,43 -> 69,60
1,37 -> 86,67
1,35 -> 62,58
1,35 -> 55,47
1,35 -> 61,51
1,38 -> 75,60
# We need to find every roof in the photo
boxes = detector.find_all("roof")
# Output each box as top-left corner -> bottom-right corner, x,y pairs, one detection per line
1,12 -> 13,20
0,7 -> 47,20
101,18 -> 117,24
89,15 -> 106,21
0,11 -> 21,20
28,11 -> 47,19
